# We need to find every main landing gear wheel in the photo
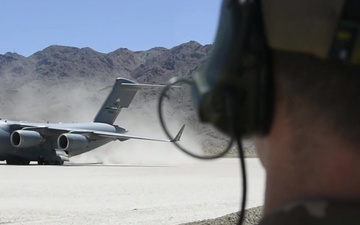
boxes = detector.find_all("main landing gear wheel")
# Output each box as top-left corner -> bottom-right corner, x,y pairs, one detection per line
6,159 -> 16,165
43,160 -> 64,165
6,158 -> 30,165
56,161 -> 64,165
38,158 -> 44,165
22,160 -> 30,165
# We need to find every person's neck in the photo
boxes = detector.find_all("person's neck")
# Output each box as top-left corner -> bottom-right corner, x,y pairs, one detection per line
262,119 -> 360,216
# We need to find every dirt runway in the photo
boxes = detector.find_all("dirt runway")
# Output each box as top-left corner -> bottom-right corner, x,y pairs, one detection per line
0,158 -> 265,225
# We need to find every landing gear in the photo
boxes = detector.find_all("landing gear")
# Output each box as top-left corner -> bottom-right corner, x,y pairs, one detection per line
56,161 -> 64,165
44,160 -> 54,165
6,158 -> 30,165
22,160 -> 30,165
6,159 -> 16,165
38,158 -> 44,165
6,157 -> 64,166
42,160 -> 64,165
37,156 -> 64,165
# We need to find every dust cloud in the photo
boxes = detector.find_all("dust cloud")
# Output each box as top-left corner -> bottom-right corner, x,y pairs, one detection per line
71,95 -> 202,165
0,78 -> 102,122
0,77 -> 202,165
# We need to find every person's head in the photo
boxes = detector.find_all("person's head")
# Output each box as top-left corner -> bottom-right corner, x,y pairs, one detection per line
251,0 -> 360,214
256,0 -> 360,165
190,0 -> 360,213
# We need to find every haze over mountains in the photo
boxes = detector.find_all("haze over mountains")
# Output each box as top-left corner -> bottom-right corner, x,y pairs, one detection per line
0,40 -> 210,132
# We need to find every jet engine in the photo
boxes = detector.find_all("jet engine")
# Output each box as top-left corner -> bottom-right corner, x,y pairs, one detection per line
10,130 -> 43,148
57,133 -> 89,151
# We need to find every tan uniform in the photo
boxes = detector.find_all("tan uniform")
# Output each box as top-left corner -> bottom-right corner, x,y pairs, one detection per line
258,199 -> 360,225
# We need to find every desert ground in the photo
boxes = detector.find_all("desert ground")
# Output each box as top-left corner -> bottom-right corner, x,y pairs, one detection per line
0,156 -> 265,225
0,66 -> 263,224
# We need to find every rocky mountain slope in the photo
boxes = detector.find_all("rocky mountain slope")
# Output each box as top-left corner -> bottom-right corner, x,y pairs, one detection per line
0,41 -> 210,85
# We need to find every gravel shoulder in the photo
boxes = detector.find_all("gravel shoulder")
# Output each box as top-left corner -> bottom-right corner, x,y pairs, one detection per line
180,206 -> 263,225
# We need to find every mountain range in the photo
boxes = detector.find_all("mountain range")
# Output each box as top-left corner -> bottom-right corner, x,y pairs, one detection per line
0,41 -> 210,86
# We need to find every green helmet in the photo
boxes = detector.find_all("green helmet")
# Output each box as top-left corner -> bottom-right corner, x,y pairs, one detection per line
264,0 -> 360,64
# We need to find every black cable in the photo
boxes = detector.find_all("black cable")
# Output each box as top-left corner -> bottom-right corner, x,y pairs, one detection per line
225,91 -> 247,225
157,77 -> 248,225
157,77 -> 234,160
236,136 -> 247,225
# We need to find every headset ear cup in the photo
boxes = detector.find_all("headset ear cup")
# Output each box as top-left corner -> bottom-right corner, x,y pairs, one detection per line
244,0 -> 274,137
192,0 -> 274,137
255,51 -> 274,136
252,0 -> 274,136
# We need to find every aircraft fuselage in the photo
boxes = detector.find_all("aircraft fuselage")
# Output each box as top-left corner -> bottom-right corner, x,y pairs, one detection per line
0,119 -> 126,164
0,77 -> 183,165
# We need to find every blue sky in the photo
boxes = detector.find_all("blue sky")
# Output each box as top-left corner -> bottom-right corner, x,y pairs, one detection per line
0,0 -> 222,56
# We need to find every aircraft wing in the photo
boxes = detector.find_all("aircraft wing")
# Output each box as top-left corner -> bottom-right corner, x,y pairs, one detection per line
21,124 -> 185,143
91,125 -> 185,142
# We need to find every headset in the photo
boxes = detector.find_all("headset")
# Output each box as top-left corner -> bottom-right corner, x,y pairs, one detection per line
191,0 -> 272,138
191,0 -> 360,138
329,0 -> 360,63
158,0 -> 360,224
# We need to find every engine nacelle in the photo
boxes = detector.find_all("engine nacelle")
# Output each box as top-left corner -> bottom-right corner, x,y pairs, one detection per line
57,133 -> 89,151
10,130 -> 43,148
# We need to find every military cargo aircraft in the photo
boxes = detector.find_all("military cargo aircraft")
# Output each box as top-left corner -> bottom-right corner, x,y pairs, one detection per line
0,77 -> 184,165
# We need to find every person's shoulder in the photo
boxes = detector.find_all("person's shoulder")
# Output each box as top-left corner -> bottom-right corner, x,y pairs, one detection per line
258,199 -> 360,225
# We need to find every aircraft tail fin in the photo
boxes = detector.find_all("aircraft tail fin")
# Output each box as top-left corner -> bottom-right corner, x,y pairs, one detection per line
93,78 -> 140,124
94,77 -> 169,124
